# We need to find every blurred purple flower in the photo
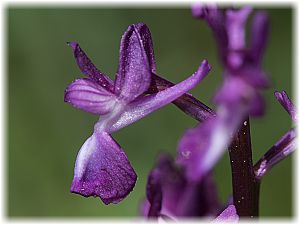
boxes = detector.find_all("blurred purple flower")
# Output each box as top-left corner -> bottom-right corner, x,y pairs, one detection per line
141,154 -> 240,222
141,154 -> 221,220
65,23 -> 211,204
177,5 -> 270,182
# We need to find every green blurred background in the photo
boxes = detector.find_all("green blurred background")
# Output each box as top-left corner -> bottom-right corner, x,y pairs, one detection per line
8,6 -> 293,218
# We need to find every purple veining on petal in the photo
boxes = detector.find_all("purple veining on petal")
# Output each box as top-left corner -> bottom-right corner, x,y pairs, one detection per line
214,204 -> 239,223
114,24 -> 151,103
275,91 -> 297,122
67,42 -> 114,92
64,78 -> 117,115
108,60 -> 211,133
71,131 -> 137,204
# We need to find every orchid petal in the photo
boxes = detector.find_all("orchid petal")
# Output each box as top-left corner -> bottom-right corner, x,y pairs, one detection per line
225,7 -> 252,68
179,69 -> 264,182
226,7 -> 252,50
250,11 -> 269,65
70,131 -> 137,204
67,42 -> 114,92
192,3 -> 228,64
178,104 -> 245,182
109,60 -> 211,133
214,205 -> 239,223
237,65 -> 269,89
64,78 -> 117,115
275,91 -> 297,122
248,93 -> 265,117
155,155 -> 186,218
177,118 -> 217,181
254,128 -> 296,179
214,76 -> 266,116
146,168 -> 163,218
143,154 -> 221,218
134,23 -> 157,73
114,23 -> 151,102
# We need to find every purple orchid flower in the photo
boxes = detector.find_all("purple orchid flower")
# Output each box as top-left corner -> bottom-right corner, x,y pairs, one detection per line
141,154 -> 221,220
177,5 -> 269,182
65,23 -> 211,204
141,155 -> 240,222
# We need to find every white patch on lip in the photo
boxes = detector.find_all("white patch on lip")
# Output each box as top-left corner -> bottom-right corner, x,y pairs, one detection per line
74,134 -> 97,178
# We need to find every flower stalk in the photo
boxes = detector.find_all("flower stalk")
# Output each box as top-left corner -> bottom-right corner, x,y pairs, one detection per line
228,117 -> 260,218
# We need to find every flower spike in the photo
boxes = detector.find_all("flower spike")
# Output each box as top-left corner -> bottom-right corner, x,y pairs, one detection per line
178,6 -> 270,184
